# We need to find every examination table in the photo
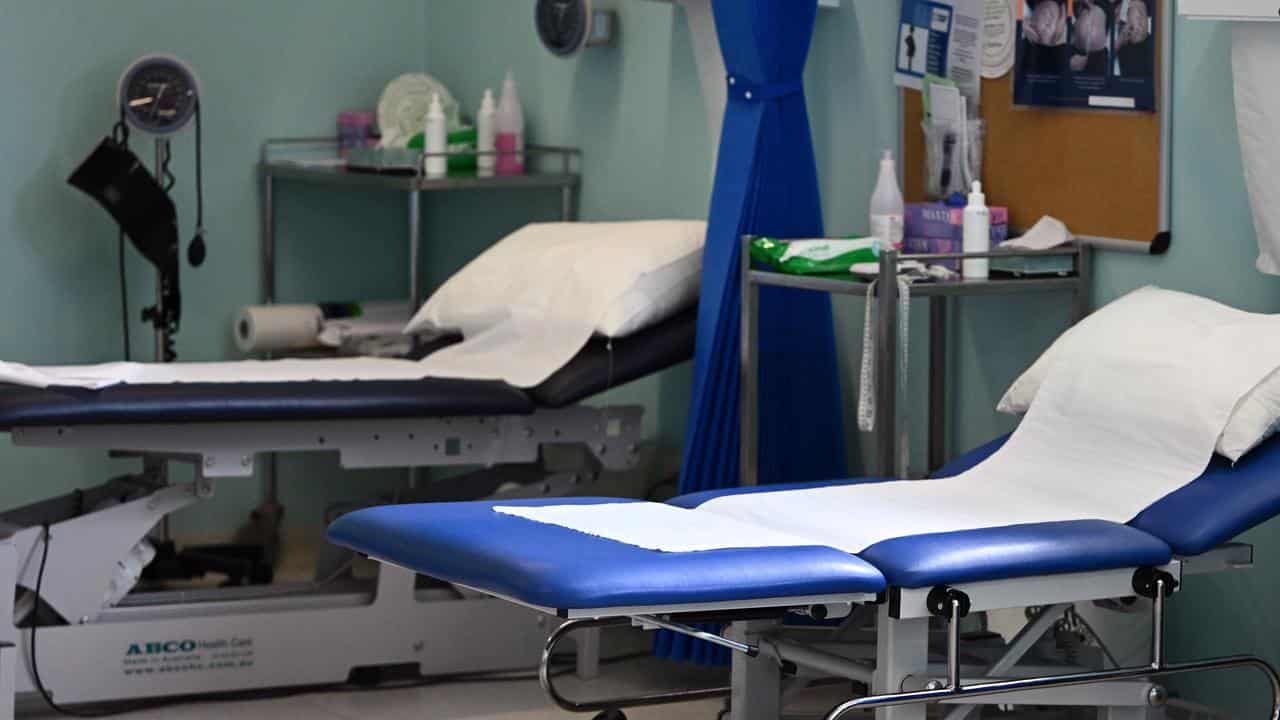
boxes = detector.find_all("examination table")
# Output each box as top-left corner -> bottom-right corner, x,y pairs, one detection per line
0,310 -> 695,709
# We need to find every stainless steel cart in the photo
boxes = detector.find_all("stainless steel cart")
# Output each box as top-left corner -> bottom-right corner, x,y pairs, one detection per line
741,239 -> 1092,482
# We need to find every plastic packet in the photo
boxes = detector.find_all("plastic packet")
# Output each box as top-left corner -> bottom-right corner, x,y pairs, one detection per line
750,237 -> 881,275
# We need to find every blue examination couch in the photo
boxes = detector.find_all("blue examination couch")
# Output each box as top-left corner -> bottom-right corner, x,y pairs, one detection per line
326,434 -> 1280,718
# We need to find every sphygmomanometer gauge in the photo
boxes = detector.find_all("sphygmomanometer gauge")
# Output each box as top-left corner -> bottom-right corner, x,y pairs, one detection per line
118,54 -> 202,134
536,0 -> 616,58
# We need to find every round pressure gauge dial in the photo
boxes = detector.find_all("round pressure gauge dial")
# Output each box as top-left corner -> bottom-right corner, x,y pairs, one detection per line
536,0 -> 614,57
118,54 -> 202,135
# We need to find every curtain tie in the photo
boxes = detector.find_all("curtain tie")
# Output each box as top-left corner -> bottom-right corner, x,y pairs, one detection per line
726,74 -> 803,102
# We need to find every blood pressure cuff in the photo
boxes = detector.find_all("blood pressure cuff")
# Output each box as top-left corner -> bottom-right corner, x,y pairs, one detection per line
68,138 -> 179,277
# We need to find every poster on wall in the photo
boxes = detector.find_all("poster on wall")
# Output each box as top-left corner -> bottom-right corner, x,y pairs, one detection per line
1013,0 -> 1157,111
895,0 -> 984,105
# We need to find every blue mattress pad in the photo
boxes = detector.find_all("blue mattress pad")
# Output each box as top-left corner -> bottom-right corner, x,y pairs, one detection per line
328,498 -> 888,613
327,431 -> 1280,608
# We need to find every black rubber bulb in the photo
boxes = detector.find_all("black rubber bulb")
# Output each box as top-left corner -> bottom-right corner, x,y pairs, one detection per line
188,231 -> 206,267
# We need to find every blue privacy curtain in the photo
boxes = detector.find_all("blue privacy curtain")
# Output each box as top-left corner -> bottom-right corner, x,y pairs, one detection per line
655,0 -> 847,665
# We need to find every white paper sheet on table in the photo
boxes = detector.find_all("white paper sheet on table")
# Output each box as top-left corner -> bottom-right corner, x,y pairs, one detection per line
0,357 -> 439,390
502,288 -> 1280,553
495,503 -> 817,553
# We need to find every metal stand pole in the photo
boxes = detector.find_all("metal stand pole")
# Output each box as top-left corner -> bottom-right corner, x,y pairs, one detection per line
741,236 -> 760,487
927,297 -> 947,473
153,138 -> 172,541
1073,242 -> 1093,323
408,190 -> 422,308
876,252 -> 900,478
260,158 -> 279,509
408,190 -> 422,491
153,138 -> 172,365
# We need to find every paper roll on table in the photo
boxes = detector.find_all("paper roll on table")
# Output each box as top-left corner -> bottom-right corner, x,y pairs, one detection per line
235,302 -> 412,354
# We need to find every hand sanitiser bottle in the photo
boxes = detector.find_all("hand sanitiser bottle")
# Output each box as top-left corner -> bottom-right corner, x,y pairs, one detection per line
495,71 -> 525,176
476,89 -> 497,178
869,149 -> 905,250
424,92 -> 448,179
963,181 -> 991,280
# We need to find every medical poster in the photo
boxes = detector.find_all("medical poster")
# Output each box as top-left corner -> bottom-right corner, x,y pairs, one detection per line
983,0 -> 1017,79
895,0 -> 984,105
1013,0 -> 1157,111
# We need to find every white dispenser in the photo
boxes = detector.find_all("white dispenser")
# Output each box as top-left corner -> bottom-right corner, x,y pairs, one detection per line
963,181 -> 991,280
476,89 -> 497,178
424,92 -> 447,179
869,149 -> 905,250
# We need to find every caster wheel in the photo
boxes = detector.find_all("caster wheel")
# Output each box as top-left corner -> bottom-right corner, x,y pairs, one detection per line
593,710 -> 627,720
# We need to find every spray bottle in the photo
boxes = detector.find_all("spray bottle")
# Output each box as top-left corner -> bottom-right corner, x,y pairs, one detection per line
869,149 -> 905,251
495,71 -> 525,176
476,89 -> 497,178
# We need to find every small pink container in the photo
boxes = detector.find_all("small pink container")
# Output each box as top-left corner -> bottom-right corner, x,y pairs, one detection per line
338,110 -> 376,157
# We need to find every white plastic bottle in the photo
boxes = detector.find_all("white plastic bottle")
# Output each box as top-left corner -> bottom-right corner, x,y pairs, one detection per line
963,181 -> 991,280
424,92 -> 448,179
869,149 -> 905,251
495,70 -> 525,176
476,89 -> 497,178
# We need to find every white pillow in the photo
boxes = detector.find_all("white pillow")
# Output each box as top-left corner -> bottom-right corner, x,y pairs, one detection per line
596,250 -> 702,337
406,220 -> 706,339
997,287 -> 1280,461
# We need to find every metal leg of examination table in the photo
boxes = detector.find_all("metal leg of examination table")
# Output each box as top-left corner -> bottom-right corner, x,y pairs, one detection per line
729,621 -> 782,720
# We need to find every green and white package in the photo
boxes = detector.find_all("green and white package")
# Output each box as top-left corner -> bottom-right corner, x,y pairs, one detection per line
750,237 -> 881,275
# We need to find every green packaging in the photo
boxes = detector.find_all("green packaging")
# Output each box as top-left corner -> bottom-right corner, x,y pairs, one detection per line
750,237 -> 881,275
408,126 -> 479,175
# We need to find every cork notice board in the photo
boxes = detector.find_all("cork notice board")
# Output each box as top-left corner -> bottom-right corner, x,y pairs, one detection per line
902,0 -> 1165,246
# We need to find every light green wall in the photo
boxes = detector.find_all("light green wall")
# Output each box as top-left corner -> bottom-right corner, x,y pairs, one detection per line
426,0 -> 1279,713
0,2 -> 1273,710
0,1 -> 430,535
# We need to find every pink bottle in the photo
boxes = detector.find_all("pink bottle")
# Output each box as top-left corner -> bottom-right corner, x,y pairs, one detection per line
495,71 -> 525,176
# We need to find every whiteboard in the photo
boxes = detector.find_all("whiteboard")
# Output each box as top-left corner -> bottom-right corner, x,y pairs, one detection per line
1179,0 -> 1280,20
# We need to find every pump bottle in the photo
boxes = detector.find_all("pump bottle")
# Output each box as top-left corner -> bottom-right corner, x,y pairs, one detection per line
476,89 -> 497,178
495,71 -> 525,176
869,149 -> 905,251
424,93 -> 447,180
963,181 -> 991,280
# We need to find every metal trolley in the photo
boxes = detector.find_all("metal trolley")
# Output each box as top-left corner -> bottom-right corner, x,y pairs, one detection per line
740,238 -> 1093,481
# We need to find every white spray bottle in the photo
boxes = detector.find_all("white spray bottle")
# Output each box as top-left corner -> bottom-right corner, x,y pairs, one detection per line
869,149 -> 905,251
963,181 -> 991,280
495,70 -> 525,176
476,89 -> 497,178
424,92 -> 448,179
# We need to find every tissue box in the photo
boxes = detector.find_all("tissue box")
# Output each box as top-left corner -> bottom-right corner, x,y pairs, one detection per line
905,203 -> 1010,238
904,203 -> 1008,270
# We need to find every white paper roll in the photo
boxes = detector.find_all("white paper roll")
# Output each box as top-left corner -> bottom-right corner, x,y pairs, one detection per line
235,305 -> 324,354
1233,24 -> 1280,275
